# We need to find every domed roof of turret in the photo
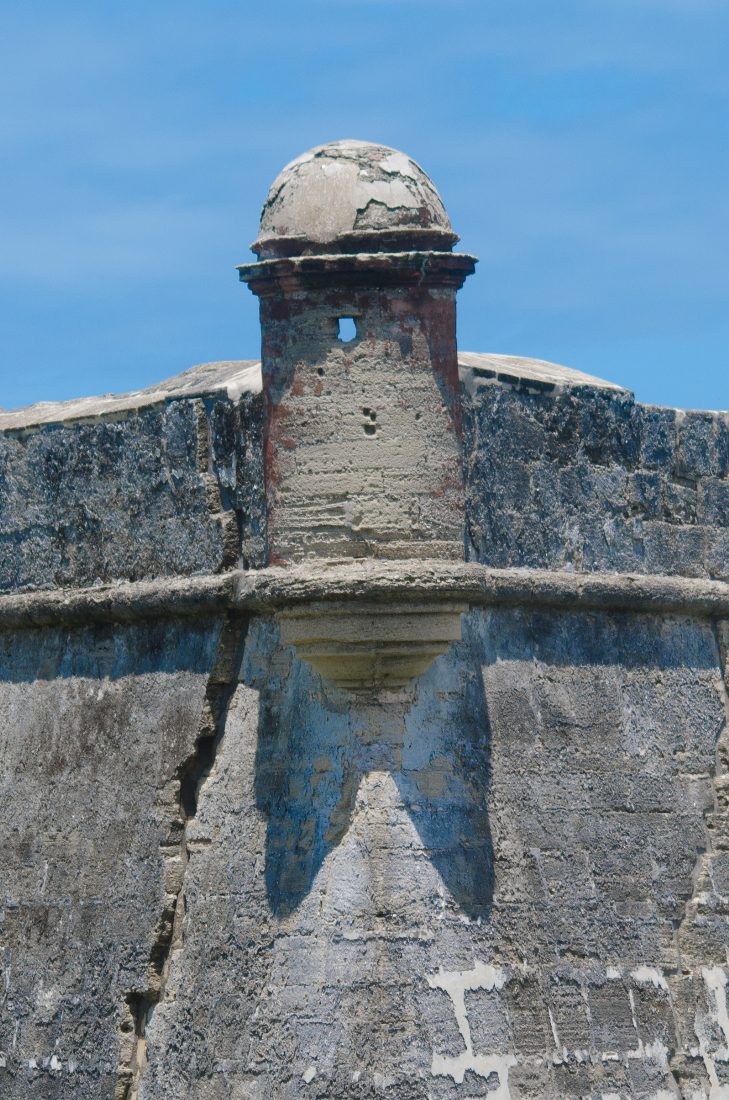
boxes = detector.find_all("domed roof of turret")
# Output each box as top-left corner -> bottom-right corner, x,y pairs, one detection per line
252,140 -> 457,259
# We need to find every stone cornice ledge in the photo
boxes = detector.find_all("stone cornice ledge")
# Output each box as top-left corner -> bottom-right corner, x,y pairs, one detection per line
1,561 -> 729,630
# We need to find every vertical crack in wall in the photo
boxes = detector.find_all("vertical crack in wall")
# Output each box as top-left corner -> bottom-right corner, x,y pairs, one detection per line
114,611 -> 248,1100
194,398 -> 240,571
196,393 -> 266,572
669,619 -> 729,1095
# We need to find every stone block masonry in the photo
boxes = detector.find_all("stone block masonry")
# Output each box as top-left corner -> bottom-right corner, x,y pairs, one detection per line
1,140 -> 729,1099
0,361 -> 266,592
249,282 -> 467,564
463,355 -> 729,580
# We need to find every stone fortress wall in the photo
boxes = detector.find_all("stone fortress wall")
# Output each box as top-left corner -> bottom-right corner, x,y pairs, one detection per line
1,141 -> 729,1100
463,354 -> 729,580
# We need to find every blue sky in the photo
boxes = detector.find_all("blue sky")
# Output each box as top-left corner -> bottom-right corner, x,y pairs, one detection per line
1,0 -> 728,411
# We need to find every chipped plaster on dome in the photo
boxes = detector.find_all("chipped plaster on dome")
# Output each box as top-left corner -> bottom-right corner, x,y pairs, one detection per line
254,139 -> 454,255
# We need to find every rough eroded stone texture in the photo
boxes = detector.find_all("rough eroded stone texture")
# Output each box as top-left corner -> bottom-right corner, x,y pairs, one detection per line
463,360 -> 729,579
0,365 -> 265,592
256,288 -> 466,564
130,610 -> 727,1098
10,348 -> 724,593
0,618 -> 222,1098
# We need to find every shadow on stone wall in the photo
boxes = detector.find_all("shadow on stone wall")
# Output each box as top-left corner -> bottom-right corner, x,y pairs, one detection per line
247,615 -> 495,920
0,618 -> 221,683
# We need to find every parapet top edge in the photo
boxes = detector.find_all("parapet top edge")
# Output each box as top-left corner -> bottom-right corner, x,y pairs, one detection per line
2,352 -> 634,433
8,353 -> 727,433
0,360 -> 263,433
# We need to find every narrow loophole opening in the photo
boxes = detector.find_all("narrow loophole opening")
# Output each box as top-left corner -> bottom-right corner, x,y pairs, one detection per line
337,317 -> 357,343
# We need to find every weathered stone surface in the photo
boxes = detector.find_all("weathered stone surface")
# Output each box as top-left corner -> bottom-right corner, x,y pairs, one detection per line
6,560 -> 729,639
124,609 -> 727,1098
2,366 -> 729,1097
6,347 -> 726,596
248,286 -> 467,564
253,140 -> 456,258
463,361 -> 729,579
459,350 -> 626,395
0,366 -> 265,593
278,598 -> 468,689
240,141 -> 474,569
0,617 -> 223,1098
0,359 -> 261,431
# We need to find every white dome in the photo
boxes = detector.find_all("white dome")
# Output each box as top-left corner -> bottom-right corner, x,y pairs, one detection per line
253,140 -> 455,258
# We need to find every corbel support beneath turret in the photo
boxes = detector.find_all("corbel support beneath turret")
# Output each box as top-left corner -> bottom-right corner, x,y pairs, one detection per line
278,597 -> 468,691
